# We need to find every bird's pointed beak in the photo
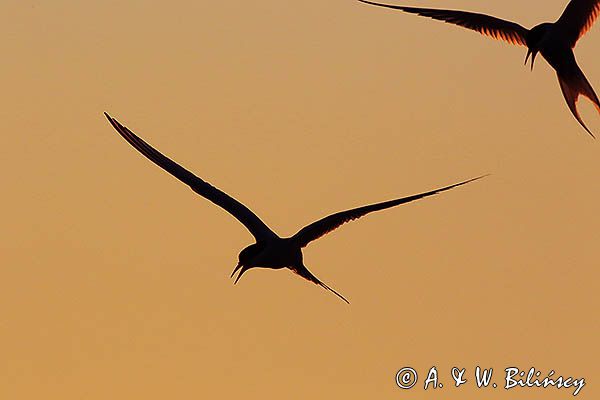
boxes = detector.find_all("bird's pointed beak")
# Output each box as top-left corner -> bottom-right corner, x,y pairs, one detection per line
231,263 -> 250,284
525,49 -> 538,71
231,262 -> 243,278
530,51 -> 538,71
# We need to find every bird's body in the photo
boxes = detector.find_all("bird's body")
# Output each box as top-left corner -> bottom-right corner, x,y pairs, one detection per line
358,0 -> 600,137
239,239 -> 301,270
105,112 -> 484,303
539,28 -> 571,71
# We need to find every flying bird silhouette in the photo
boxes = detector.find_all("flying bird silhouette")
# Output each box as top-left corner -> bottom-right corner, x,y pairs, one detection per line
105,112 -> 485,303
358,0 -> 600,137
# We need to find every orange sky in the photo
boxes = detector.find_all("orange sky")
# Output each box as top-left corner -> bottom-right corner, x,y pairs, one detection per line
1,1 -> 598,398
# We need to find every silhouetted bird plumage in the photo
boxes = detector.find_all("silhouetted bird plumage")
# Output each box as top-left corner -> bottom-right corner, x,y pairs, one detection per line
105,112 -> 484,303
358,0 -> 600,137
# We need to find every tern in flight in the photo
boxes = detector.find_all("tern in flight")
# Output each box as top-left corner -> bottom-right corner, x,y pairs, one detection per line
358,0 -> 600,137
105,112 -> 484,303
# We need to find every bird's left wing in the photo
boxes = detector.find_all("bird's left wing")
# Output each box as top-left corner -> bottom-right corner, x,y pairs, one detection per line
555,0 -> 600,47
358,0 -> 528,46
291,176 -> 486,248
105,113 -> 278,241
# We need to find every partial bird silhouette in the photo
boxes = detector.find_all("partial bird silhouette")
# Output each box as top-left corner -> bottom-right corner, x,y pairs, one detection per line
105,112 -> 485,303
358,0 -> 600,137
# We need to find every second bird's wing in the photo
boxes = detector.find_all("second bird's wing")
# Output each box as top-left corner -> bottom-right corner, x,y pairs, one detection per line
358,1 -> 528,46
291,176 -> 486,248
105,113 -> 278,241
555,0 -> 600,47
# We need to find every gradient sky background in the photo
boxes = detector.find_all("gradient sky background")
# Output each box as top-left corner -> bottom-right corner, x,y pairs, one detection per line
1,0 -> 599,398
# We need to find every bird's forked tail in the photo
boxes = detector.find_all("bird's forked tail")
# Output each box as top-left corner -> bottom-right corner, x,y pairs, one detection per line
557,67 -> 600,138
290,264 -> 349,304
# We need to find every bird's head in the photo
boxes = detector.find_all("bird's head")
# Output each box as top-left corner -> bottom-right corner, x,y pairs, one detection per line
230,242 -> 266,284
524,23 -> 551,71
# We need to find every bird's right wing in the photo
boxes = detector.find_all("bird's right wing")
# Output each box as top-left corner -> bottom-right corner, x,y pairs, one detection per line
105,113 -> 278,241
358,0 -> 528,46
555,0 -> 600,47
291,176 -> 486,248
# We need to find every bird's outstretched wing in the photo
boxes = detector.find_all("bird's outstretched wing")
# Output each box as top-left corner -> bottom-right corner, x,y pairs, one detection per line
105,112 -> 278,241
290,264 -> 349,304
556,0 -> 600,47
358,0 -> 528,46
291,176 -> 486,248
